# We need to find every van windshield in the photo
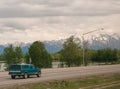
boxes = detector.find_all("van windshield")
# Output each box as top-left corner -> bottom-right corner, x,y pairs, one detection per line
10,65 -> 21,70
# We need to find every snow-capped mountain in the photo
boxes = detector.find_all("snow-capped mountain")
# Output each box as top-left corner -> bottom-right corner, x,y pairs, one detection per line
0,33 -> 120,54
44,40 -> 64,53
89,33 -> 120,49
0,40 -> 64,54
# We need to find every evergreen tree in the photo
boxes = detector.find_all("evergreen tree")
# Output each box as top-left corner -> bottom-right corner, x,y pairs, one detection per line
60,36 -> 82,67
3,45 -> 23,67
91,48 -> 117,63
14,47 -> 23,63
24,53 -> 30,64
29,41 -> 52,68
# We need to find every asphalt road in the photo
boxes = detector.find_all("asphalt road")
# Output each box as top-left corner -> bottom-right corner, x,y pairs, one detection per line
0,64 -> 120,88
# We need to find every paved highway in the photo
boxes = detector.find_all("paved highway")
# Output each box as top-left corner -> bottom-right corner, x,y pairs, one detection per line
0,64 -> 120,88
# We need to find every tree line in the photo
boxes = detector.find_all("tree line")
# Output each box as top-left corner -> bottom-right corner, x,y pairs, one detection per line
0,36 -> 120,68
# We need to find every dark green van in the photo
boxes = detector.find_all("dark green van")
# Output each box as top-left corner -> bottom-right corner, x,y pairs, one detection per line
9,64 -> 41,79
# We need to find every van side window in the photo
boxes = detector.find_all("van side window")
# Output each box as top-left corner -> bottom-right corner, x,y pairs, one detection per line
30,66 -> 32,69
22,65 -> 29,69
30,65 -> 35,69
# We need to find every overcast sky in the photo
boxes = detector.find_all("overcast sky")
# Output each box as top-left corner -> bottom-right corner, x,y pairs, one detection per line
0,0 -> 120,44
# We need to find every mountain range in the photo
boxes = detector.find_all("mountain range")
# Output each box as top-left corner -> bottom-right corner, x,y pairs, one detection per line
0,33 -> 120,54
0,40 -> 64,54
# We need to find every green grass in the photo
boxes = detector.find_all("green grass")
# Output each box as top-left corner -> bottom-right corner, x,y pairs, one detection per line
9,74 -> 120,89
104,85 -> 120,89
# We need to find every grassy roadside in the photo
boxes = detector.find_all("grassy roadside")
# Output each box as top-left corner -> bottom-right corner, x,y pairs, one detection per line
7,74 -> 120,89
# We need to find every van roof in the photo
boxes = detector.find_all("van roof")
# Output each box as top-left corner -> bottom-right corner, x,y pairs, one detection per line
10,64 -> 33,66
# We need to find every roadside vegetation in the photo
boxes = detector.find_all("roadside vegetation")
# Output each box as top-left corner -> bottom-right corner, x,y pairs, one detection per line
0,36 -> 120,69
7,74 -> 120,89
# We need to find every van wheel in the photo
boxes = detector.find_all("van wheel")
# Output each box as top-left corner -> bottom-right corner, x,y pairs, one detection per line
37,72 -> 41,77
11,75 -> 15,79
23,73 -> 28,79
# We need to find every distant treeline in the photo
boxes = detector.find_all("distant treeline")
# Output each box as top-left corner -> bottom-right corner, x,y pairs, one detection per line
0,36 -> 120,68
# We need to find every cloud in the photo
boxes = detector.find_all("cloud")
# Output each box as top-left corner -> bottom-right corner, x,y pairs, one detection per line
0,0 -> 120,44
0,0 -> 120,18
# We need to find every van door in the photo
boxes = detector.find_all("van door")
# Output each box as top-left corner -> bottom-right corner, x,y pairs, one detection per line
30,65 -> 36,74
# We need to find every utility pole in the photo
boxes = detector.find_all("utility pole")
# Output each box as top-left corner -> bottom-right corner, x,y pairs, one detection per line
82,28 -> 104,66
